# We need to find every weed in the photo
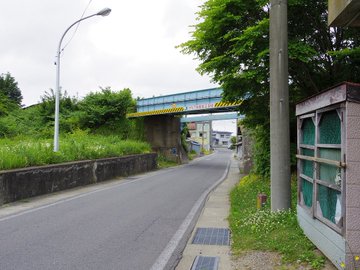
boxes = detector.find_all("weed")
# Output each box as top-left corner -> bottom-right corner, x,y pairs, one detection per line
338,244 -> 360,270
188,150 -> 198,160
0,135 -> 151,171
157,154 -> 178,169
229,174 -> 325,269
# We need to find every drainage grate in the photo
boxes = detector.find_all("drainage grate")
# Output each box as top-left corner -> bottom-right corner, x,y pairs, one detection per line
191,256 -> 219,270
191,228 -> 230,246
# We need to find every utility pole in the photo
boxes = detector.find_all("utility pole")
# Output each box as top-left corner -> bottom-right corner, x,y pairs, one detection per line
269,0 -> 291,211
201,121 -> 205,151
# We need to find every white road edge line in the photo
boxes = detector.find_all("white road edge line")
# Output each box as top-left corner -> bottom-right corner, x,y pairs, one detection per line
149,159 -> 231,270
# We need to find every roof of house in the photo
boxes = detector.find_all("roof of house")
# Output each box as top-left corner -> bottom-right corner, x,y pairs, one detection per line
212,130 -> 233,134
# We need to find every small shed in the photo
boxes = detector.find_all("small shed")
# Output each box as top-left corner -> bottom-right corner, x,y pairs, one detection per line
296,82 -> 360,269
186,139 -> 201,155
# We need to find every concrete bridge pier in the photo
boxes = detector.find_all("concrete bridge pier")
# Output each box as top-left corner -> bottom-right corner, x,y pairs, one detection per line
144,115 -> 187,163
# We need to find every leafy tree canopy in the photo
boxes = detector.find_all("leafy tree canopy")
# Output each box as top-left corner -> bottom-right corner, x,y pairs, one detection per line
179,0 -> 360,130
39,89 -> 78,120
0,87 -> 139,139
0,93 -> 18,116
37,89 -> 79,133
78,87 -> 135,130
0,72 -> 23,107
179,0 -> 360,176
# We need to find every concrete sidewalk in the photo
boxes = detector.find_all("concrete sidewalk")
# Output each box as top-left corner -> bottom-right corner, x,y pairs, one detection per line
175,156 -> 241,270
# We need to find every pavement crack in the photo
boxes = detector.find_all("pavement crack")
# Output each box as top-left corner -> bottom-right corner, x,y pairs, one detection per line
134,216 -> 161,242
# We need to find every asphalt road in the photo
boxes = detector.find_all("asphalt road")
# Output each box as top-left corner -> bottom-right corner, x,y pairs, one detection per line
0,149 -> 232,270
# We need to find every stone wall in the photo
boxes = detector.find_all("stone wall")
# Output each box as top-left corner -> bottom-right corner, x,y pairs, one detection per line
0,153 -> 157,205
238,126 -> 253,174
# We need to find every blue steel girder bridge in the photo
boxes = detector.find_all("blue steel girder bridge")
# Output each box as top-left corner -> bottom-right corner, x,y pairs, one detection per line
127,87 -> 242,118
127,88 -> 242,163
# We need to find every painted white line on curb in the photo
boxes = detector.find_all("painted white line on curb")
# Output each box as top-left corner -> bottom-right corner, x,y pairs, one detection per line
150,159 -> 231,270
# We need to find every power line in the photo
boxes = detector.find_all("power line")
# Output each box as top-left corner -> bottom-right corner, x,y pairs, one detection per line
60,0 -> 93,55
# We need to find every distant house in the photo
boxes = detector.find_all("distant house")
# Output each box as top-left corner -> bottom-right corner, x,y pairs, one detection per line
187,121 -> 211,151
212,131 -> 232,147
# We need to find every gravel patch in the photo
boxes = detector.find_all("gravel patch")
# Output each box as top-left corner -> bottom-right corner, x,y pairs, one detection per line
231,251 -> 338,270
232,251 -> 282,270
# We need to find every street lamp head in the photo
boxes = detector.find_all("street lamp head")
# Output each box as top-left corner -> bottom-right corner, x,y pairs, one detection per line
97,8 -> 111,16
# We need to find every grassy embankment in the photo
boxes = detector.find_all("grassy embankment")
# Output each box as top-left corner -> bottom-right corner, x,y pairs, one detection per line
0,132 -> 151,171
229,174 -> 326,269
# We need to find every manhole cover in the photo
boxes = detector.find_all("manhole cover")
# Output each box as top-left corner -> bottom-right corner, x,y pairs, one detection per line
191,256 -> 219,270
191,227 -> 230,245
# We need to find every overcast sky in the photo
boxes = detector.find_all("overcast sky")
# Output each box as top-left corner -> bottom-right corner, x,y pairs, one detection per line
0,0 -> 237,134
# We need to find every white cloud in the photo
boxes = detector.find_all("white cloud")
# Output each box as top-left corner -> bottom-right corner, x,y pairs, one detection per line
0,0 -> 216,106
213,120 -> 237,136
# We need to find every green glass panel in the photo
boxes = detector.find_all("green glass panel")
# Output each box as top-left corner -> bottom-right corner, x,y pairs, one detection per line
319,149 -> 341,184
317,185 -> 341,224
301,178 -> 313,207
319,148 -> 341,161
301,148 -> 314,178
319,110 -> 341,144
301,118 -> 315,145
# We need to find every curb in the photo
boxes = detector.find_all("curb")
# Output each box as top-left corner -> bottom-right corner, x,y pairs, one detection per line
150,158 -> 231,270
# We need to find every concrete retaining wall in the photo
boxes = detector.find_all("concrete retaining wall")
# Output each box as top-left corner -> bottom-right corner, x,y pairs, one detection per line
144,115 -> 185,162
0,153 -> 157,205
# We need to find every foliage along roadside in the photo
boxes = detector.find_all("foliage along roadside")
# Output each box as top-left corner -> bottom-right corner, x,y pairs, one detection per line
0,72 -> 23,117
156,154 -> 179,169
229,174 -> 326,269
178,0 -> 360,178
0,86 -> 143,140
0,131 -> 151,171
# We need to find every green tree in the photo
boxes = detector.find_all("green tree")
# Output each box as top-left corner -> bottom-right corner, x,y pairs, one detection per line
180,0 -> 360,124
77,87 -> 135,136
38,89 -> 79,133
0,105 -> 45,138
230,136 -> 237,145
0,72 -> 23,107
179,0 -> 360,175
0,93 -> 18,116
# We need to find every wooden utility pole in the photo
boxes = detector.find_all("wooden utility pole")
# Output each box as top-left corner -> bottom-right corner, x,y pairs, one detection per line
269,0 -> 291,211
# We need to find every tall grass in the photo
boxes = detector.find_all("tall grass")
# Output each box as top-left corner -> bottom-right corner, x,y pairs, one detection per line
0,132 -> 151,171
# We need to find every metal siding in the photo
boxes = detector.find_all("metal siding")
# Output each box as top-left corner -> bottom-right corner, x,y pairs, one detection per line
297,206 -> 345,269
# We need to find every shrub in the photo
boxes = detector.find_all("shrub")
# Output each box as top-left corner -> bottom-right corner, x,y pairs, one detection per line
77,88 -> 135,130
251,125 -> 270,177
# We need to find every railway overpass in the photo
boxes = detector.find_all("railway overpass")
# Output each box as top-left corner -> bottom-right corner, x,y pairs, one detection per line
127,88 -> 242,161
128,87 -> 242,118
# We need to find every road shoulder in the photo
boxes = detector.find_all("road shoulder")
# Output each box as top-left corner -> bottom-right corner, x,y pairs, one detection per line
175,155 -> 241,270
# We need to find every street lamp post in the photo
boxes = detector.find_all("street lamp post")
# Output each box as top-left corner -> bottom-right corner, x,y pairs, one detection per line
53,8 -> 111,152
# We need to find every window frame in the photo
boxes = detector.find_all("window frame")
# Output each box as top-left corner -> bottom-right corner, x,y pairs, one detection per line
297,105 -> 346,234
